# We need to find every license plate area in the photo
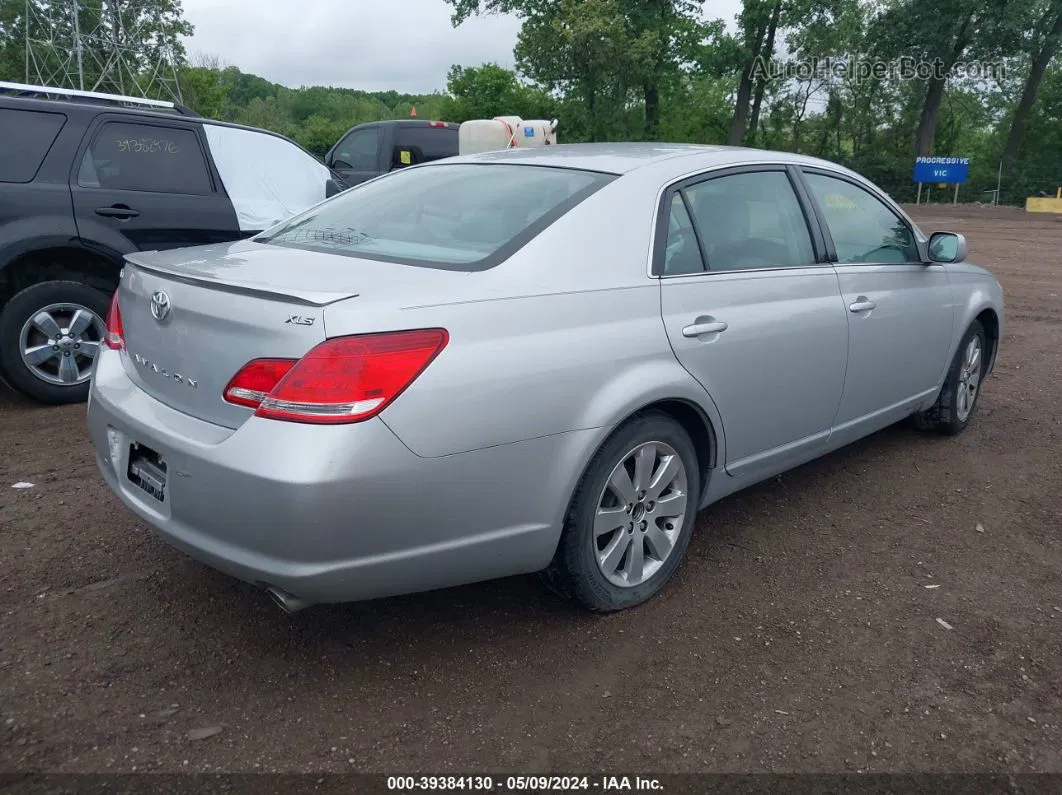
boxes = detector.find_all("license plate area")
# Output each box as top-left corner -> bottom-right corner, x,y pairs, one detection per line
127,442 -> 167,502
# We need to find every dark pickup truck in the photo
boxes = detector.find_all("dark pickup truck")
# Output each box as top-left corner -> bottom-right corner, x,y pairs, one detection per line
324,120 -> 459,190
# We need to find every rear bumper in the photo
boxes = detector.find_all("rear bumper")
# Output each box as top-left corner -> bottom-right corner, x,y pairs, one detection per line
87,347 -> 596,605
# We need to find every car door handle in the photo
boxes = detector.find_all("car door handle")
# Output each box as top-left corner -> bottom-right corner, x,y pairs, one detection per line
682,320 -> 728,337
95,205 -> 139,219
849,298 -> 877,313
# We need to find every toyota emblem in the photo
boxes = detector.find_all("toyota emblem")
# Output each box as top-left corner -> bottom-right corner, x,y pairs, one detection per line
150,290 -> 171,322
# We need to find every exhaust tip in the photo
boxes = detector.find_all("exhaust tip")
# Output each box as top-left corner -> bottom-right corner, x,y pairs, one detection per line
265,585 -> 312,615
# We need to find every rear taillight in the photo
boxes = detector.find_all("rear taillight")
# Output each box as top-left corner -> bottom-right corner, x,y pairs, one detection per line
223,359 -> 296,408
223,328 -> 448,424
428,121 -> 447,128
104,290 -> 125,350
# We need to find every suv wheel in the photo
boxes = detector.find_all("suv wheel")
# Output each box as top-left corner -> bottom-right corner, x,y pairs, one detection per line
0,281 -> 111,405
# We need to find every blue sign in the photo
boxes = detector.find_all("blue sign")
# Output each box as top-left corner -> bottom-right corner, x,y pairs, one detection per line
523,126 -> 535,138
913,156 -> 970,184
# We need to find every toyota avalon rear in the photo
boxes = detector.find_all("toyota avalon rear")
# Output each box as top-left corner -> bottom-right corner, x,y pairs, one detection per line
86,159 -> 621,611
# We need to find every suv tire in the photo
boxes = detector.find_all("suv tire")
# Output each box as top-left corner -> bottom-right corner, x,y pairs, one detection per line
0,280 -> 111,405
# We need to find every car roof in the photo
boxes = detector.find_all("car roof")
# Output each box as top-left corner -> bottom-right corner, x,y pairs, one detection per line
0,91 -> 325,163
0,89 -> 195,119
343,120 -> 459,130
445,142 -> 859,177
0,91 -> 303,142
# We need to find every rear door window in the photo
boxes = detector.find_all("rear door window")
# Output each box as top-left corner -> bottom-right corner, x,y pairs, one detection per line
77,121 -> 214,195
682,170 -> 817,272
394,126 -> 459,166
0,108 -> 67,183
257,163 -> 615,270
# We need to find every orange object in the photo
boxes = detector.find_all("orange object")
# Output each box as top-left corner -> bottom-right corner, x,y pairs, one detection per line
410,106 -> 417,117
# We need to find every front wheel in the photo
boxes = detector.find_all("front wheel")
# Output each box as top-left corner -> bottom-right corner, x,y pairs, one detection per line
542,411 -> 701,612
0,280 -> 111,405
912,320 -> 987,436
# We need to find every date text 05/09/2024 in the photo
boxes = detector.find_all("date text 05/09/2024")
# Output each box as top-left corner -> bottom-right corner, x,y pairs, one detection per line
386,776 -> 664,791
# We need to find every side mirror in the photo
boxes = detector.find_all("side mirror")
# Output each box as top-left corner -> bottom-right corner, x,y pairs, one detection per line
325,178 -> 345,198
927,231 -> 967,264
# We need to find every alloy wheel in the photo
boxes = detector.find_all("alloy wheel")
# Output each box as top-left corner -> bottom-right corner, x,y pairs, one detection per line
19,303 -> 106,387
955,335 -> 982,422
593,441 -> 689,588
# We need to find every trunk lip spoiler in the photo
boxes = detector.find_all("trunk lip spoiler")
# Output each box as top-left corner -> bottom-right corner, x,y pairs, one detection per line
123,254 -> 360,308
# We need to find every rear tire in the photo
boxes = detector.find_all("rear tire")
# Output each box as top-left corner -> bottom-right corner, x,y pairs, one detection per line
542,411 -> 701,612
0,280 -> 111,405
911,320 -> 987,436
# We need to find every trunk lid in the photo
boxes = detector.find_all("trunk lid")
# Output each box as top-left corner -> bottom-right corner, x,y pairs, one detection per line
118,239 -> 476,428
118,243 -> 352,428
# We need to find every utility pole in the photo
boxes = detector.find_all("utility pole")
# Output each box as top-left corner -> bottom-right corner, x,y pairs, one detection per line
71,0 -> 84,90
23,0 -> 183,102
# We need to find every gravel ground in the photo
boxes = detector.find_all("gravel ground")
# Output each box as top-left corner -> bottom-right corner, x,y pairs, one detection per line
1,204 -> 1060,777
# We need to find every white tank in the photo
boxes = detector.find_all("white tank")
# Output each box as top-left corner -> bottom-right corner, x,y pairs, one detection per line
458,117 -> 559,155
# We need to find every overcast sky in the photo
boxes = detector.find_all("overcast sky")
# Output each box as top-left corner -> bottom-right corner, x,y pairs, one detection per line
181,0 -> 744,94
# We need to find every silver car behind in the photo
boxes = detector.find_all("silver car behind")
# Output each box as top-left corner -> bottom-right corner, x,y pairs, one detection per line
87,143 -> 1004,613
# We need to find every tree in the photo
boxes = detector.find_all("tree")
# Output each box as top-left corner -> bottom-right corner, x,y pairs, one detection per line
728,0 -> 778,144
512,0 -> 641,140
1003,0 -> 1062,166
0,0 -> 27,81
443,0 -> 706,139
870,0 -> 1036,156
779,0 -> 865,155
440,62 -> 556,121
178,66 -> 225,117
618,0 -> 703,137
0,0 -> 192,95
726,0 -> 823,146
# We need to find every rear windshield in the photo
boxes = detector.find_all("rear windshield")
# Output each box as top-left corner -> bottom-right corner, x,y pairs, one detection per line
255,163 -> 615,270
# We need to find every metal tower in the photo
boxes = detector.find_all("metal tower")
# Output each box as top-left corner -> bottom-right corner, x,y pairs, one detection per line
23,0 -> 183,102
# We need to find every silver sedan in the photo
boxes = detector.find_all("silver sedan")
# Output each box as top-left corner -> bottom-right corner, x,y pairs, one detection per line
87,143 -> 1004,614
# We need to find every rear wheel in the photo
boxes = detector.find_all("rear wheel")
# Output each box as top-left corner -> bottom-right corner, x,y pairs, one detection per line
542,411 -> 701,612
0,280 -> 110,405
912,320 -> 987,436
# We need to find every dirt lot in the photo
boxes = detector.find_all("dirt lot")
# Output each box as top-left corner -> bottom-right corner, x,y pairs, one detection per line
1,205 -> 1061,778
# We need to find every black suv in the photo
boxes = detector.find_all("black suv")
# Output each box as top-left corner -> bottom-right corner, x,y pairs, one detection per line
0,82 -> 341,404
325,120 -> 459,187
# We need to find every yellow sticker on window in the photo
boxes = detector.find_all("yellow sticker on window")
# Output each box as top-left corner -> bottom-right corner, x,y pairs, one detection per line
399,150 -> 411,165
824,193 -> 856,211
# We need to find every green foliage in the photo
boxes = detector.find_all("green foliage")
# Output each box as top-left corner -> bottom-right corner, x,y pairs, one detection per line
439,63 -> 558,121
177,67 -> 225,118
2,0 -> 1061,203
0,0 -> 27,82
0,0 -> 192,98
173,67 -> 447,157
447,0 -> 711,139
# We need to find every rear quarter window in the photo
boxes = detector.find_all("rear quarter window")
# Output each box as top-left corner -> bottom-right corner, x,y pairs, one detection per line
256,163 -> 616,271
395,126 -> 459,164
0,108 -> 67,183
